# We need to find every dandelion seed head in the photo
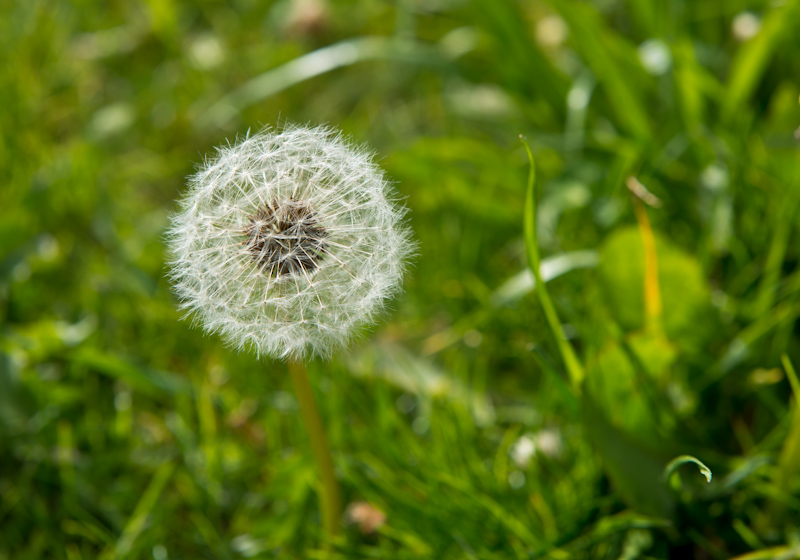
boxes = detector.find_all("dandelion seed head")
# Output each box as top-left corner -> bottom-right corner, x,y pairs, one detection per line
167,125 -> 413,360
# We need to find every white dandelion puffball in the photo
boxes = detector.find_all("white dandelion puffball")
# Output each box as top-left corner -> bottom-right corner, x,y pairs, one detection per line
168,125 -> 413,360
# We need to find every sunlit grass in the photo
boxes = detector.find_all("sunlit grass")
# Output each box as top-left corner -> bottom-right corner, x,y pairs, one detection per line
2,0 -> 800,558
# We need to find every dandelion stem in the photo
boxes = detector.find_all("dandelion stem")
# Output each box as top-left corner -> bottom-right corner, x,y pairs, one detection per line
288,359 -> 342,542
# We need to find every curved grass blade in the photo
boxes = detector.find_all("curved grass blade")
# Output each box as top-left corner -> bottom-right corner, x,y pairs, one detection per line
521,136 -> 584,388
663,455 -> 712,484
196,36 -> 450,130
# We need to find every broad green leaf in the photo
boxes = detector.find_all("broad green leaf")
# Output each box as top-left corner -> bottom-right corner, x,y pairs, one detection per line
598,227 -> 713,352
582,391 -> 674,518
585,341 -> 660,441
584,330 -> 677,445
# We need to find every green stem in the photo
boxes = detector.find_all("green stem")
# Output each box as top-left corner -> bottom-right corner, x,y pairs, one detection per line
521,137 -> 584,389
288,360 -> 342,541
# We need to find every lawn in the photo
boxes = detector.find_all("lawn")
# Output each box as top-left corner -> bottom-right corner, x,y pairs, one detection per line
2,0 -> 800,558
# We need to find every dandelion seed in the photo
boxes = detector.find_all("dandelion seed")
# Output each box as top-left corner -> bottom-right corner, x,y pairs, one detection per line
167,125 -> 413,361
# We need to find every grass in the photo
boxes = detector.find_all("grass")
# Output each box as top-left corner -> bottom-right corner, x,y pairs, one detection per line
2,0 -> 800,558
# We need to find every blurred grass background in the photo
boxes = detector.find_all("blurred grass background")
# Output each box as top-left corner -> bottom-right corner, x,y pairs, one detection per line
2,0 -> 800,558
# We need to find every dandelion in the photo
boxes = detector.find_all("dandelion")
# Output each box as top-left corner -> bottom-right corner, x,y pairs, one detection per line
167,124 -> 413,539
167,125 -> 413,360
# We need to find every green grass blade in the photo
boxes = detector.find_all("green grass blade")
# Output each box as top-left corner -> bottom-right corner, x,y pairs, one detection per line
663,455 -> 712,484
521,137 -> 584,388
752,179 -> 800,318
196,36 -> 450,130
101,462 -> 175,560
723,0 -> 800,121
765,355 -> 800,525
547,0 -> 651,141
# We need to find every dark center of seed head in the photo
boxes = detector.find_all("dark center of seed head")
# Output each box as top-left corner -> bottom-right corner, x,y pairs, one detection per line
243,198 -> 327,277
